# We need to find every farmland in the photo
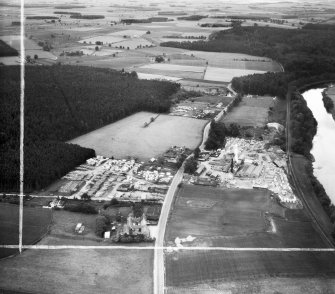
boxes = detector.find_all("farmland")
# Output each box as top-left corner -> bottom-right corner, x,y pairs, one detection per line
166,250 -> 335,292
0,248 -> 153,294
0,203 -> 52,259
69,112 -> 207,160
164,184 -> 335,292
221,95 -> 275,127
165,185 -> 327,248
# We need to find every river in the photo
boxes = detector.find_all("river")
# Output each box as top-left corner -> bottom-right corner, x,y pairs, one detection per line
302,88 -> 335,205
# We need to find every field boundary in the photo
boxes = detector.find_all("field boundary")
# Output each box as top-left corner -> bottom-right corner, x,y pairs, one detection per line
1,245 -> 335,251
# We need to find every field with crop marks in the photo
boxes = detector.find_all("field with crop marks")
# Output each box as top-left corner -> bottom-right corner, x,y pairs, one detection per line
69,112 -> 207,160
164,184 -> 335,292
221,95 -> 275,127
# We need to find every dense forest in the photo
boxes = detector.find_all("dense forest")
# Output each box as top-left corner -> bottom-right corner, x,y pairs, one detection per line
0,40 -> 19,57
0,65 -> 180,192
289,91 -> 317,157
161,26 -> 335,74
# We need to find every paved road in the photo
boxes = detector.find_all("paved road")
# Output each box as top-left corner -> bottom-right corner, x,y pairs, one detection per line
154,166 -> 184,294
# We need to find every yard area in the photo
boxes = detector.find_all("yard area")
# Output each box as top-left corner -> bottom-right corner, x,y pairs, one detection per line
221,95 -> 275,127
69,112 -> 207,160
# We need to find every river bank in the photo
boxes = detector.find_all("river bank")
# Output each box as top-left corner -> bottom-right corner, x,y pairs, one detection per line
303,88 -> 335,206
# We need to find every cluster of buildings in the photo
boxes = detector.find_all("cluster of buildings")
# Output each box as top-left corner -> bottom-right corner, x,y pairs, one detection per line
57,154 -> 178,203
189,137 -> 298,205
170,102 -> 221,119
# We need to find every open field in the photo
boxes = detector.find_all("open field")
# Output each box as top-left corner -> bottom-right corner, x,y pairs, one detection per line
0,203 -> 52,259
139,63 -> 205,73
137,72 -> 182,81
167,277 -> 335,294
185,51 -> 282,71
165,184 -> 335,291
1,35 -> 57,60
221,96 -> 275,127
204,67 -> 267,83
0,248 -> 153,294
166,250 -> 335,291
69,112 -> 207,160
165,184 -> 326,248
136,68 -> 203,80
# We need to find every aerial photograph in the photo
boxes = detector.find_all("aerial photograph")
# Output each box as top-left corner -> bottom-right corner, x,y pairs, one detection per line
0,0 -> 335,293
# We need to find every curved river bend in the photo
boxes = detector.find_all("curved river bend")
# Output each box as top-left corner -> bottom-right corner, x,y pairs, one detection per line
302,88 -> 335,205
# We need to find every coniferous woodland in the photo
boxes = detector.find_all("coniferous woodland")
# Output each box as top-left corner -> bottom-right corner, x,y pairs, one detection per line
0,65 -> 180,192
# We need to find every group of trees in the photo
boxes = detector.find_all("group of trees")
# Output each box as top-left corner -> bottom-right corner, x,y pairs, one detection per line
205,120 -> 227,150
322,92 -> 334,113
0,65 -> 180,192
289,90 -> 318,157
70,14 -> 105,19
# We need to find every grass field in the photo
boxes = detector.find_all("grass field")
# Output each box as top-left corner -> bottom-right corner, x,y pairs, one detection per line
185,51 -> 282,72
165,184 -> 335,291
69,112 -> 207,160
0,248 -> 153,294
221,96 -> 275,127
166,250 -> 335,290
0,203 -> 52,259
204,67 -> 267,83
137,72 -> 182,81
165,184 -> 326,248
167,277 -> 335,294
140,63 -> 205,73
136,68 -> 203,80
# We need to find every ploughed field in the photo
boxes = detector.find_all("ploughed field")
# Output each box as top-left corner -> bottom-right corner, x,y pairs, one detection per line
0,203 -> 52,259
69,112 -> 207,160
164,185 -> 335,291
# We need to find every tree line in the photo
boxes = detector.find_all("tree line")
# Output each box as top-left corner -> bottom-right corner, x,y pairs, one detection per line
0,65 -> 180,192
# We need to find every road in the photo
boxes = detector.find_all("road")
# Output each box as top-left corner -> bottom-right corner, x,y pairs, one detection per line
154,166 -> 184,294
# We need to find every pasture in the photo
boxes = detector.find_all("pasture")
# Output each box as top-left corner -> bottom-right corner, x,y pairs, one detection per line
0,247 -> 153,294
0,203 -> 52,259
69,112 -> 207,160
221,96 -> 275,127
